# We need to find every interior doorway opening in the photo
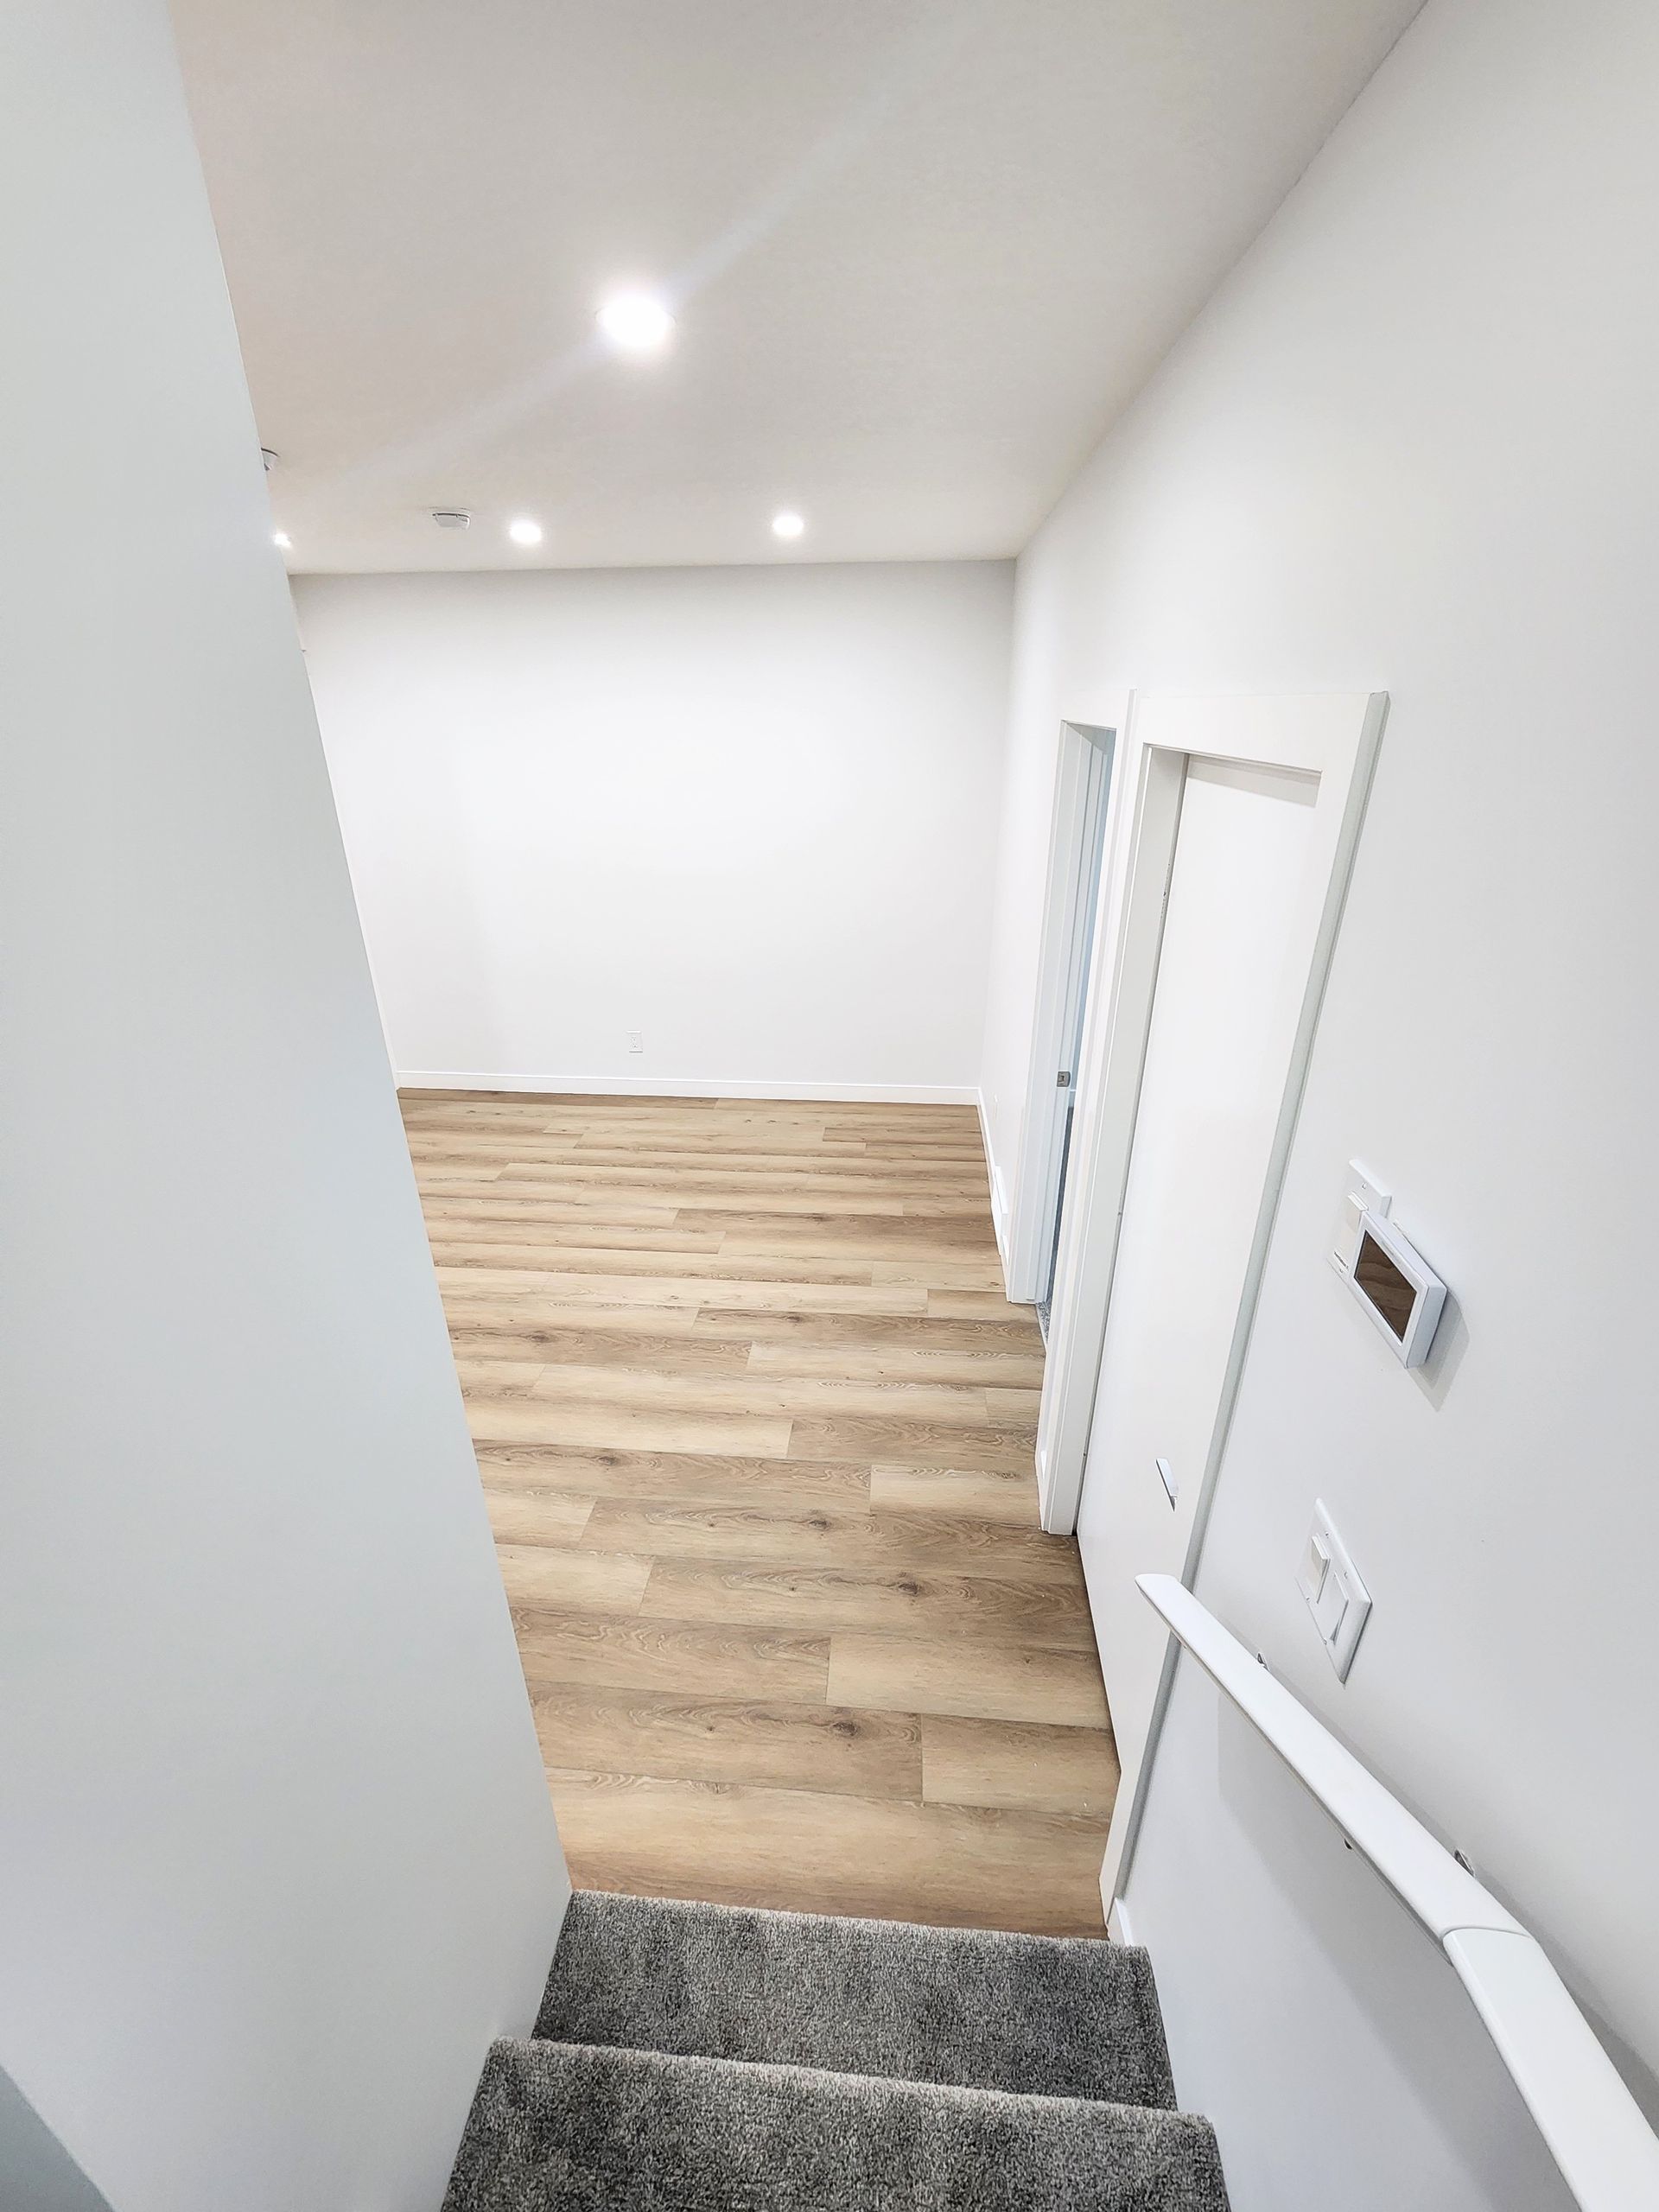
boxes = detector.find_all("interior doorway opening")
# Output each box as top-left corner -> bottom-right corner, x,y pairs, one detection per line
1038,734 -> 1114,1332
1006,721 -> 1117,1326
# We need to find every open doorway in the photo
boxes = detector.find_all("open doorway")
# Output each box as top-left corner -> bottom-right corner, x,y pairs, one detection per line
1005,721 -> 1116,1332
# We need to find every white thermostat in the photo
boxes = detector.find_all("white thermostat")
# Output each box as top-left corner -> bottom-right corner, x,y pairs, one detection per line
1341,1205 -> 1446,1368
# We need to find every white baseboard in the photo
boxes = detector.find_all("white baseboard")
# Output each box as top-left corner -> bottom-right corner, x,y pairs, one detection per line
396,1071 -> 978,1105
976,1086 -> 1015,1294
1107,1893 -> 1135,1947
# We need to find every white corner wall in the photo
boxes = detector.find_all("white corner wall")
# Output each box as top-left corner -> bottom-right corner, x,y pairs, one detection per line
295,562 -> 1013,1101
980,0 -> 1659,2202
0,7 -> 566,2210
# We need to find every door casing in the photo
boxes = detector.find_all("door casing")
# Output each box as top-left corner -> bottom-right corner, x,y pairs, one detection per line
1004,721 -> 1117,1306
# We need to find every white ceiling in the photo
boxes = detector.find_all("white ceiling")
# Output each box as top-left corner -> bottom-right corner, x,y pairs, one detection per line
171,0 -> 1421,574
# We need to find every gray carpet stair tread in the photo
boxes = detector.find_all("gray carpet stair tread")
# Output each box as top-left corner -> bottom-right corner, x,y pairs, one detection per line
443,2037 -> 1230,2212
535,1891 -> 1176,2108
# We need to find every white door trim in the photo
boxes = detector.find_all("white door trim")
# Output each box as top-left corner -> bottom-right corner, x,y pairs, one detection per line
1005,721 -> 1117,1304
1035,690 -> 1388,1539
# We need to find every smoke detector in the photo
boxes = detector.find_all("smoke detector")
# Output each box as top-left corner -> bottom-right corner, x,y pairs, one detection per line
430,509 -> 472,531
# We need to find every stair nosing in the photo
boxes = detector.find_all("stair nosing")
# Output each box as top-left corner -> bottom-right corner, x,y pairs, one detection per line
498,2033 -> 1203,2126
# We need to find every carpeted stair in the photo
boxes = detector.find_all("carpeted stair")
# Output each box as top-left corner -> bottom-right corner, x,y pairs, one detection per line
442,1891 -> 1230,2210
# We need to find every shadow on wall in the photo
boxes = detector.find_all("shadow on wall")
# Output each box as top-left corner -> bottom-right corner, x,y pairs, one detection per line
1128,1674 -> 1580,2212
0,2068 -> 115,2212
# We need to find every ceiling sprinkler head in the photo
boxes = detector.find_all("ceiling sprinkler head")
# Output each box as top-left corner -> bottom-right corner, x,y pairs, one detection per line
430,509 -> 472,530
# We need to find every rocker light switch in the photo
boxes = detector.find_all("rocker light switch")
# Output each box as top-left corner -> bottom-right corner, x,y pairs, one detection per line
1299,1501 -> 1371,1681
1312,1566 -> 1349,1641
1297,1530 -> 1332,1604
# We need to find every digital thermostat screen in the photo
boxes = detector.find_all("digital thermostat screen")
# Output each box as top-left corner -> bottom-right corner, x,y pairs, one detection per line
1354,1229 -> 1414,1340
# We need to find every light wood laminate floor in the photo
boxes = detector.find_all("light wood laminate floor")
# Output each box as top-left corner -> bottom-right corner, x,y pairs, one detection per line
403,1090 -> 1117,1937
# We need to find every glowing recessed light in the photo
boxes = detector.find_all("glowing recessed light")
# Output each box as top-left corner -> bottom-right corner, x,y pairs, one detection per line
507,517 -> 543,547
272,530 -> 292,550
772,510 -> 805,541
597,290 -> 675,353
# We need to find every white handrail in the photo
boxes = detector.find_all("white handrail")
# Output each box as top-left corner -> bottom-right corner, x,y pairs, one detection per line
1136,1573 -> 1659,2211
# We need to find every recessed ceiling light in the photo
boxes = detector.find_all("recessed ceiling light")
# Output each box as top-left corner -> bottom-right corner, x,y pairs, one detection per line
507,518 -> 543,547
597,290 -> 675,354
772,511 -> 805,541
272,530 -> 292,550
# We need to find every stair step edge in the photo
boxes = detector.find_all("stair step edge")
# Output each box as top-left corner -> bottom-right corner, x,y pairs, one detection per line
443,2037 -> 1230,2212
515,2033 -> 1191,2114
537,1889 -> 1178,2110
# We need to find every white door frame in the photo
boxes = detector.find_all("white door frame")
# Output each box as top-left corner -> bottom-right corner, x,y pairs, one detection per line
1004,721 -> 1117,1305
1035,690 -> 1388,1540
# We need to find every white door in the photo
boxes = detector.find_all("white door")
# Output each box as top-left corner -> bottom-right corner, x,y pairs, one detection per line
1033,690 -> 1384,1892
1077,752 -> 1325,1811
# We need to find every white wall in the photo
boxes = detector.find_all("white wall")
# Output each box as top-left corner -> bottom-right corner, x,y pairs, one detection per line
296,563 -> 1013,1100
0,6 -> 566,2210
979,0 -> 1659,2202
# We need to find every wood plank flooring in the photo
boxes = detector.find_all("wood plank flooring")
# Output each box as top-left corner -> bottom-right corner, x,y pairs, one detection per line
402,1090 -> 1117,1936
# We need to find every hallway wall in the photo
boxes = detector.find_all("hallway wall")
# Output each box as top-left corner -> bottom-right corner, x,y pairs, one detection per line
0,4 -> 566,2208
978,0 -> 1659,2204
297,562 -> 1013,1102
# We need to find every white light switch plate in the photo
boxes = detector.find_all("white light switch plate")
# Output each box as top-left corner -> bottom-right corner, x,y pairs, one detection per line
1300,1499 -> 1371,1680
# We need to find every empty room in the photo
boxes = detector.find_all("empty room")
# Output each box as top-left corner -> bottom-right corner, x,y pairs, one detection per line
6,3 -> 1659,2209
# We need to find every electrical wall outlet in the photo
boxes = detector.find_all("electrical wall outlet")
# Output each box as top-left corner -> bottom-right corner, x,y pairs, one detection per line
626,1031 -> 645,1054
